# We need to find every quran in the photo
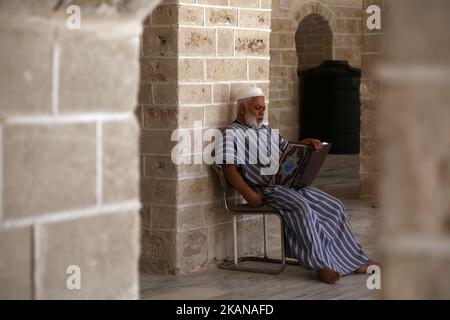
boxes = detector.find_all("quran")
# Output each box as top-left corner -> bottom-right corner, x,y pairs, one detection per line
269,142 -> 331,189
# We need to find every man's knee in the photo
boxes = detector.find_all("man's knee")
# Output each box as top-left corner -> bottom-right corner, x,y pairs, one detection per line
283,189 -> 311,212
311,187 -> 346,213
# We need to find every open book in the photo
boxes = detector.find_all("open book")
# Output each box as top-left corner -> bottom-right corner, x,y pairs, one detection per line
268,142 -> 331,189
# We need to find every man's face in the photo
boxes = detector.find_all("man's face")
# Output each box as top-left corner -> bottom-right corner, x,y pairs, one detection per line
243,96 -> 266,128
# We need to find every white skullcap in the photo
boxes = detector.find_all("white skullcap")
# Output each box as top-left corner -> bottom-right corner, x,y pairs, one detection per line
236,87 -> 264,101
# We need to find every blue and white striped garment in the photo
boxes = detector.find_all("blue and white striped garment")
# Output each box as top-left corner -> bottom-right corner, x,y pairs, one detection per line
216,122 -> 368,275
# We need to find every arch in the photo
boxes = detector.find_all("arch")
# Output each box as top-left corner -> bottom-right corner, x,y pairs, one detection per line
295,13 -> 333,71
290,1 -> 336,35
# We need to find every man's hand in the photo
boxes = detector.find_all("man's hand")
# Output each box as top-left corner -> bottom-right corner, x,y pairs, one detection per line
301,138 -> 323,151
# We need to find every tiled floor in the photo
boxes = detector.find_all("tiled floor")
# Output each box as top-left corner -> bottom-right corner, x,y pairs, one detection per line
140,155 -> 381,300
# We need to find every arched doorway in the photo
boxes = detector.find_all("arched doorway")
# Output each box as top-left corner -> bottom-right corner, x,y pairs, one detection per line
296,14 -> 333,72
296,13 -> 361,155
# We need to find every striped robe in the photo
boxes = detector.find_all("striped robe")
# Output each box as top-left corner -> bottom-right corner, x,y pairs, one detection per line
216,122 -> 368,275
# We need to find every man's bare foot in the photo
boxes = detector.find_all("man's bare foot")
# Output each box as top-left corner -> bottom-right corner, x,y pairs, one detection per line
355,259 -> 378,274
317,267 -> 341,284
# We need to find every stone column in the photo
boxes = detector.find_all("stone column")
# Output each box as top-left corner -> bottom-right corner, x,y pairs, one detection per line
379,0 -> 450,299
139,0 -> 180,274
0,0 -> 161,299
359,0 -> 384,201
139,0 -> 272,274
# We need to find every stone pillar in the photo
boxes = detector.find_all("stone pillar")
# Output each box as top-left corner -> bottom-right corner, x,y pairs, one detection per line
139,0 -> 271,274
359,0 -> 384,200
269,0 -> 299,139
139,0 -> 180,274
0,0 -> 161,299
296,14 -> 333,71
379,0 -> 450,299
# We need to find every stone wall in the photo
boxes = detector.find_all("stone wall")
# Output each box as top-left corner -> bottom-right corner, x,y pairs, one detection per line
0,0 -> 160,299
139,0 -> 180,274
139,0 -> 272,274
270,0 -> 383,201
295,13 -> 333,71
379,0 -> 450,299
359,0 -> 384,200
269,0 -> 363,142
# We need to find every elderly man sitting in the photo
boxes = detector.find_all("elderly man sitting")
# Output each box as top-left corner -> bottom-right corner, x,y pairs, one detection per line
215,87 -> 376,284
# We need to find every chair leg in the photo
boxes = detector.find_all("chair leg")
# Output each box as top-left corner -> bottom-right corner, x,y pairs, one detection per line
263,214 -> 268,258
219,213 -> 300,275
233,215 -> 238,265
279,214 -> 286,266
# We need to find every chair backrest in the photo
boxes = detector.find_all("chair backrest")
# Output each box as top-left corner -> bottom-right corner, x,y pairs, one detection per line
211,164 -> 234,192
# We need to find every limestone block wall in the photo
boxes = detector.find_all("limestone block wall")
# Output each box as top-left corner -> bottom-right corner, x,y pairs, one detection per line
359,0 -> 384,200
139,0 -> 180,274
0,0 -> 160,299
295,13 -> 333,71
269,0 -> 363,142
139,0 -> 272,274
379,0 -> 450,299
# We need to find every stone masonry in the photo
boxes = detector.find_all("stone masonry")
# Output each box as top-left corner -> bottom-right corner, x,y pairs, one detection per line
3,0 -> 448,300
270,0 -> 382,201
378,0 -> 450,299
0,0 -> 161,299
269,0 -> 363,143
359,0 -> 384,200
139,0 -> 385,275
139,0 -> 271,274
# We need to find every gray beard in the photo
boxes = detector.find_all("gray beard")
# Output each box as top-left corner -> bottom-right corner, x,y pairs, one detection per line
245,113 -> 263,129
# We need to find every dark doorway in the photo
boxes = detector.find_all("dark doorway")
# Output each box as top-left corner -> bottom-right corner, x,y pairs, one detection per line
299,60 -> 361,154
